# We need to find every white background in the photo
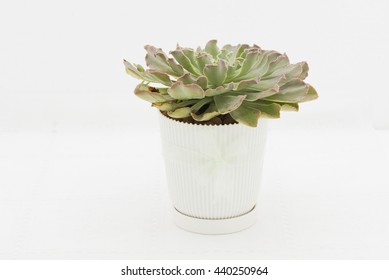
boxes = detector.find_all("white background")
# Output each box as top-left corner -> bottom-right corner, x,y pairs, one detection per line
0,0 -> 389,259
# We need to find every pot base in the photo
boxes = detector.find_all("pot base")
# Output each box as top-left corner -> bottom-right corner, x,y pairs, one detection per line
173,206 -> 257,235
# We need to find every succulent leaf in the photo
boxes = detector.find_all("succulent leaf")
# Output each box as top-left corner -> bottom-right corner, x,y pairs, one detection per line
124,60 -> 145,80
214,94 -> 246,114
235,44 -> 251,60
244,88 -> 279,101
204,83 -> 234,97
134,84 -> 174,103
167,107 -> 192,118
144,46 -> 180,76
264,54 -> 290,77
203,59 -> 228,86
177,73 -> 208,89
124,60 -> 173,86
167,81 -> 205,100
191,102 -> 220,121
243,101 -> 281,118
204,40 -> 219,60
225,63 -> 239,81
280,103 -> 299,111
190,97 -> 213,113
268,61 -> 309,82
195,76 -> 208,89
133,63 -> 145,72
146,70 -> 173,86
235,51 -> 279,81
299,84 -> 318,102
235,75 -> 285,92
153,100 -> 197,111
167,58 -> 185,76
181,48 -> 201,73
221,44 -> 238,64
196,52 -> 213,73
217,49 -> 231,61
229,102 -> 261,127
170,49 -> 201,75
263,79 -> 309,103
236,50 -> 262,78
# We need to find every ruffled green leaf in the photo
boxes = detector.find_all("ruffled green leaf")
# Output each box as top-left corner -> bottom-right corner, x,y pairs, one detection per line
190,97 -> 213,113
144,45 -> 182,76
229,102 -> 261,127
244,101 -> 281,118
124,60 -> 172,86
133,63 -> 145,72
167,107 -> 192,118
167,58 -> 184,76
195,76 -> 208,89
299,62 -> 309,79
236,50 -> 262,78
263,79 -> 309,103
146,70 -> 173,86
153,100 -> 197,111
177,73 -> 208,89
134,84 -> 174,103
234,76 -> 285,91
217,49 -> 231,61
256,99 -> 299,111
204,40 -> 219,60
214,94 -> 246,114
176,73 -> 194,84
237,87 -> 279,101
181,48 -> 203,73
124,60 -> 145,80
264,54 -> 289,77
267,61 -> 309,82
299,84 -> 318,102
222,44 -> 241,64
234,75 -> 284,92
236,51 -> 280,81
170,49 -> 200,75
225,63 -> 239,82
283,61 -> 309,80
196,52 -> 213,73
280,103 -> 299,111
235,44 -> 251,59
203,59 -> 227,86
204,83 -> 234,97
191,102 -> 220,121
167,81 -> 205,100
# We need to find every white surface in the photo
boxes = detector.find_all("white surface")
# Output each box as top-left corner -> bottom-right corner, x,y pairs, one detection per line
0,0 -> 389,260
160,113 -> 267,220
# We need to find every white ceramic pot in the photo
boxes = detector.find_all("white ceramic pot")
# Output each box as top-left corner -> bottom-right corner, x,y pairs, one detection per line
159,112 -> 268,234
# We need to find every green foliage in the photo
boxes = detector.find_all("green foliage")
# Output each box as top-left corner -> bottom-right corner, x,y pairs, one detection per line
124,40 -> 318,127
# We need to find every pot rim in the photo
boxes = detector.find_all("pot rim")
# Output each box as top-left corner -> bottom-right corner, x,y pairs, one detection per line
158,110 -> 243,128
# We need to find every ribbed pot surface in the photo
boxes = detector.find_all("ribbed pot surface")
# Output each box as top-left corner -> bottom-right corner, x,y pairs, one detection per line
159,113 -> 267,220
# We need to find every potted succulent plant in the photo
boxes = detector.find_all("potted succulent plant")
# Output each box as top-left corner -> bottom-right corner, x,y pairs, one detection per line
124,40 -> 318,234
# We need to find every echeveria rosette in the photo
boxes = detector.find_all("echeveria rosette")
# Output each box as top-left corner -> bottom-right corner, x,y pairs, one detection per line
124,40 -> 318,127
